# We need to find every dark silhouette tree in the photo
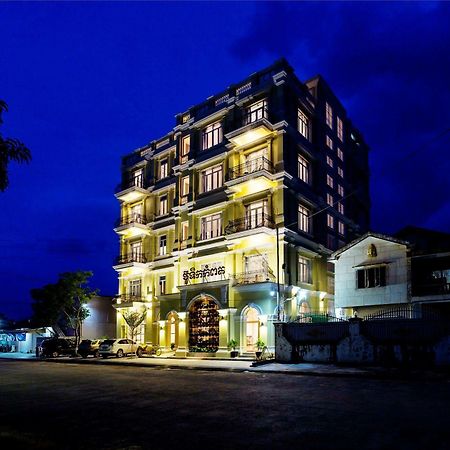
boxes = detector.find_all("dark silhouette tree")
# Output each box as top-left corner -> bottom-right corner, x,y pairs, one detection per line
31,271 -> 98,352
0,100 -> 31,191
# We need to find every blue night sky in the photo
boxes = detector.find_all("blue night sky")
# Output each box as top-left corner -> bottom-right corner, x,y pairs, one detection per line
1,2 -> 449,319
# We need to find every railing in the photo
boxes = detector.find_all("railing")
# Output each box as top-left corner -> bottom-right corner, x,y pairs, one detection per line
228,156 -> 274,180
179,154 -> 189,165
363,305 -> 424,321
232,270 -> 275,285
243,105 -> 268,126
294,312 -> 347,324
225,213 -> 274,234
114,253 -> 148,265
114,294 -> 147,304
115,176 -> 147,193
115,213 -> 147,227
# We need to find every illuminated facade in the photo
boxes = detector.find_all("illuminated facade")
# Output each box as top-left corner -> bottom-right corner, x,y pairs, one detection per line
113,59 -> 370,355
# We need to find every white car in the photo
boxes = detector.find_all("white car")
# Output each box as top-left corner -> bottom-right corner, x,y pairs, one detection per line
99,339 -> 138,358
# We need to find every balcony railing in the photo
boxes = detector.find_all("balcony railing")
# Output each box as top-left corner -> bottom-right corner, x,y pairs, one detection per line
115,213 -> 147,227
114,253 -> 148,265
115,176 -> 147,193
114,294 -> 146,304
225,213 -> 274,234
232,270 -> 276,285
228,156 -> 274,180
243,105 -> 268,126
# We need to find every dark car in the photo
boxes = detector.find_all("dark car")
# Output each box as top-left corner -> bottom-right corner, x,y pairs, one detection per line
41,338 -> 77,358
78,339 -> 103,358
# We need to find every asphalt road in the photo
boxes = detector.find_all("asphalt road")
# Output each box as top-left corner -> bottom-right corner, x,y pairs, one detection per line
1,360 -> 450,450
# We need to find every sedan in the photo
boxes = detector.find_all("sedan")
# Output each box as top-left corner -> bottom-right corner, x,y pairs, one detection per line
98,339 -> 138,358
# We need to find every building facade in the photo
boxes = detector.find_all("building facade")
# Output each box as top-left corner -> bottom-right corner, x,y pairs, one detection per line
113,58 -> 370,356
330,228 -> 450,318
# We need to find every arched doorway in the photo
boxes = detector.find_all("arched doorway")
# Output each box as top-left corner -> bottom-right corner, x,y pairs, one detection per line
167,311 -> 179,349
244,306 -> 260,351
188,295 -> 219,353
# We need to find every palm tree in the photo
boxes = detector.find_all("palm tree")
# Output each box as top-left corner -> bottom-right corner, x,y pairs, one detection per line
0,100 -> 31,192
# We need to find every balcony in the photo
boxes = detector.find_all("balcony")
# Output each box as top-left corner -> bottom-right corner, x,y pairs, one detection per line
115,177 -> 149,203
232,270 -> 276,286
113,294 -> 147,308
228,156 -> 274,180
225,213 -> 274,236
226,107 -> 274,148
113,253 -> 149,271
413,282 -> 450,297
114,213 -> 150,237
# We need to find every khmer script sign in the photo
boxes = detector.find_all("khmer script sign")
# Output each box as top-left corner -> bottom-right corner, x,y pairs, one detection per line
182,265 -> 226,284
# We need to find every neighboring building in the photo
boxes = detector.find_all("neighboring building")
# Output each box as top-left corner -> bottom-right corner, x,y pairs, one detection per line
330,227 -> 450,318
0,327 -> 53,354
82,296 -> 116,340
113,58 -> 370,355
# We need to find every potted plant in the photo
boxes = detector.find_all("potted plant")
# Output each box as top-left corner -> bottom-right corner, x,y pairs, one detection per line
228,339 -> 238,358
255,338 -> 265,360
170,342 -> 177,355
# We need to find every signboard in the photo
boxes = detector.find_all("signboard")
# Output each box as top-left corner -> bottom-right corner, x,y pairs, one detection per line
182,265 -> 226,285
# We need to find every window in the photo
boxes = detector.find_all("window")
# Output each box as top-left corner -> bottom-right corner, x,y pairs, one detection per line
338,221 -> 345,235
181,176 -> 189,203
132,169 -> 143,188
129,279 -> 142,298
326,102 -> 333,129
298,155 -> 310,184
327,174 -> 334,188
326,156 -> 334,168
181,221 -> 189,242
159,275 -> 167,295
327,214 -> 334,229
131,241 -> 142,261
338,184 -> 344,197
337,167 -> 344,178
201,164 -> 223,192
338,202 -> 344,214
181,136 -> 190,163
201,213 -> 222,240
159,235 -> 167,256
337,148 -> 344,161
327,234 -> 335,250
326,136 -> 333,150
297,109 -> 310,140
245,200 -> 268,229
245,99 -> 267,125
130,203 -> 142,222
337,117 -> 344,141
298,204 -> 311,233
327,193 -> 333,207
298,256 -> 312,284
202,121 -> 222,150
159,159 -> 168,179
357,266 -> 386,289
159,195 -> 168,216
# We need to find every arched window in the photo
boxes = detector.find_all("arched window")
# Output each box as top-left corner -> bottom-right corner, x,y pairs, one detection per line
167,312 -> 179,348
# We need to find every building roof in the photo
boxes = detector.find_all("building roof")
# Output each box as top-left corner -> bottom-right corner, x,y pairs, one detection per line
329,232 -> 410,260
395,226 -> 450,255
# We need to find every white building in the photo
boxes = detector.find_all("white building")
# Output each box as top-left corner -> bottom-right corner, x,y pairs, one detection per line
329,233 -> 411,317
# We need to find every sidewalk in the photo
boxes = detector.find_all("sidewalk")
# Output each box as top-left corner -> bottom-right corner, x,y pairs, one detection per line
2,352 -> 446,379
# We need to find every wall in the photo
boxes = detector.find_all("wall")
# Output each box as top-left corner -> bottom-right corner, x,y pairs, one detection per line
83,296 -> 116,340
334,236 -> 409,310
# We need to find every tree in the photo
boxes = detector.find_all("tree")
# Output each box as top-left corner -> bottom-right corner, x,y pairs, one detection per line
121,308 -> 147,342
31,271 -> 98,352
0,100 -> 31,192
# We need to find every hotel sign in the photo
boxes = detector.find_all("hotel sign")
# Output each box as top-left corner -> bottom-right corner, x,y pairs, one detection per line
182,265 -> 226,284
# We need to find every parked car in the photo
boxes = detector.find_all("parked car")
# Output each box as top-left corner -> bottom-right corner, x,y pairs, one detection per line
41,338 -> 77,358
98,339 -> 138,358
78,339 -> 103,358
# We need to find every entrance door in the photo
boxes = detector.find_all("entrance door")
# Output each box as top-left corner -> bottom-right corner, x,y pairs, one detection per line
188,296 -> 219,353
245,307 -> 259,351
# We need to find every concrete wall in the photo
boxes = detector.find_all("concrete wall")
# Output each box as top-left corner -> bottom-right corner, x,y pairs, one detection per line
334,236 -> 409,310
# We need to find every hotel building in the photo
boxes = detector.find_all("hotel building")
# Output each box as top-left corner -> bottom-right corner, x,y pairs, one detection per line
113,58 -> 370,356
